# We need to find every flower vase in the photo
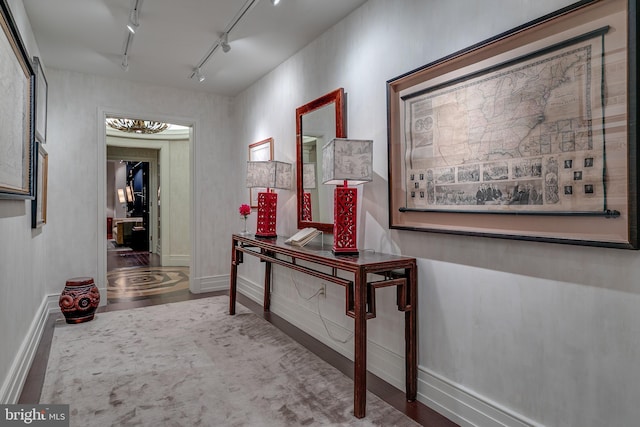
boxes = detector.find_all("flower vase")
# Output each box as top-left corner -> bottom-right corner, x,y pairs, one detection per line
240,217 -> 249,235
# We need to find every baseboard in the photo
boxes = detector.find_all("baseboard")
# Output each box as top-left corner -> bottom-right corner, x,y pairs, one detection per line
417,368 -> 542,427
161,255 -> 190,267
238,275 -> 539,427
237,276 -> 264,304
192,274 -> 229,294
0,294 -> 58,404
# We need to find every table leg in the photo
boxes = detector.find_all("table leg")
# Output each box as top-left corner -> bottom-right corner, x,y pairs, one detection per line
353,269 -> 367,418
229,238 -> 238,315
405,263 -> 417,401
264,255 -> 272,311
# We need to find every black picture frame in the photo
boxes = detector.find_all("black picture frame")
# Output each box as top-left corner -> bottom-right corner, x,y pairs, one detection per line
33,56 -> 48,143
386,0 -> 638,249
0,0 -> 35,199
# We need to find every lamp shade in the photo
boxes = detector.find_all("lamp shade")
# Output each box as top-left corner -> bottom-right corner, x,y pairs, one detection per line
303,163 -> 317,189
246,161 -> 293,189
322,138 -> 373,185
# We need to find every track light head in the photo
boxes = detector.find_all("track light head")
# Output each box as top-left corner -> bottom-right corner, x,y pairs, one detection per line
271,0 -> 281,5
193,67 -> 205,82
121,55 -> 129,72
220,32 -> 231,53
127,8 -> 139,33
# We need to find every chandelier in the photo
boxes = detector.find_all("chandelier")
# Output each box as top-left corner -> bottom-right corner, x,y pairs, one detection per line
106,118 -> 169,134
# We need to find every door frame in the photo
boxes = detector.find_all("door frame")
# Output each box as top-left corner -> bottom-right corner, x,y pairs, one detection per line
97,107 -> 198,302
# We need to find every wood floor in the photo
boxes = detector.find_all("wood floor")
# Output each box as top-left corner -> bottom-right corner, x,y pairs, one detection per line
19,252 -> 458,427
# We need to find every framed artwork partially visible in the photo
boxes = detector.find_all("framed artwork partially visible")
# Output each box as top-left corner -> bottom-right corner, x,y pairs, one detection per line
248,137 -> 274,208
31,141 -> 48,228
33,56 -> 48,143
387,0 -> 638,248
0,0 -> 35,199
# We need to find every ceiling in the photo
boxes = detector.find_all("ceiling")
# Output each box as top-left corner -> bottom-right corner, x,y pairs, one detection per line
22,0 -> 367,97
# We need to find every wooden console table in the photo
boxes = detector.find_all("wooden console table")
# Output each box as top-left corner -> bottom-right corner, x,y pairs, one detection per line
228,233 -> 417,418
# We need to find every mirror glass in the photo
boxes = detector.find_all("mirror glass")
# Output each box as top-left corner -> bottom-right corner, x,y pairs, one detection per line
296,88 -> 345,233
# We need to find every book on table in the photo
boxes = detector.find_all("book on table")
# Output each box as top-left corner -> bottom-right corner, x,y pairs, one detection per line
285,227 -> 320,246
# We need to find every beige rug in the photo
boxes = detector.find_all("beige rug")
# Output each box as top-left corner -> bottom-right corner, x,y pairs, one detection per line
40,296 -> 419,426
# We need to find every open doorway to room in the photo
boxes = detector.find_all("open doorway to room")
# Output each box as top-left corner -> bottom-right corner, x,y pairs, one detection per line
103,116 -> 192,302
106,156 -> 156,269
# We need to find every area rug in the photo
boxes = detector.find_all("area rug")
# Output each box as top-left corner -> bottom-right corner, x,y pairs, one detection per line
40,297 -> 419,426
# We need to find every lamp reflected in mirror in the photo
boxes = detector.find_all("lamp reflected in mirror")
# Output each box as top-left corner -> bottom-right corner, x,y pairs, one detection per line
302,163 -> 316,221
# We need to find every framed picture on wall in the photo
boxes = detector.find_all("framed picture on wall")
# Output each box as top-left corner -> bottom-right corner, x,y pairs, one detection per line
387,0 -> 638,248
248,137 -> 274,208
33,56 -> 48,143
31,141 -> 48,228
0,0 -> 36,199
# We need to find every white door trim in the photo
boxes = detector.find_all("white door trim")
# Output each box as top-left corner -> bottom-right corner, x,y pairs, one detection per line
96,108 -> 199,302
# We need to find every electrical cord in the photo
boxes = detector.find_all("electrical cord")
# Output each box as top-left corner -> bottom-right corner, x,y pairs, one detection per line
317,295 -> 353,344
289,270 -> 324,300
288,270 -> 353,344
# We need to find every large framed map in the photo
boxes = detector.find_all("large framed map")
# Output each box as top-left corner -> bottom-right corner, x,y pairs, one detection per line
387,0 -> 638,248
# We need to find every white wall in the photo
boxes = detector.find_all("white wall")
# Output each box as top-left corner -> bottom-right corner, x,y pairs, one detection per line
0,0 -> 47,403
234,0 -> 640,426
167,139 -> 190,259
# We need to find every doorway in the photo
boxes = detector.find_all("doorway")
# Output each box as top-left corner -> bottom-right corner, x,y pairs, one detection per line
107,146 -> 159,252
101,115 -> 193,302
106,157 -> 157,270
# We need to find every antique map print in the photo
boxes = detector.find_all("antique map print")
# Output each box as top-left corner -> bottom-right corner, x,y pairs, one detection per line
402,31 -> 607,212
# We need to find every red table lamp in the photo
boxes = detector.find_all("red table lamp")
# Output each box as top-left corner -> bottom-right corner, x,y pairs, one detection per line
246,160 -> 292,238
302,163 -> 316,221
322,138 -> 373,255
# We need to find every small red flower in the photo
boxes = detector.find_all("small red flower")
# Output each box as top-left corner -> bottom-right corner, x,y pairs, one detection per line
239,204 -> 251,218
